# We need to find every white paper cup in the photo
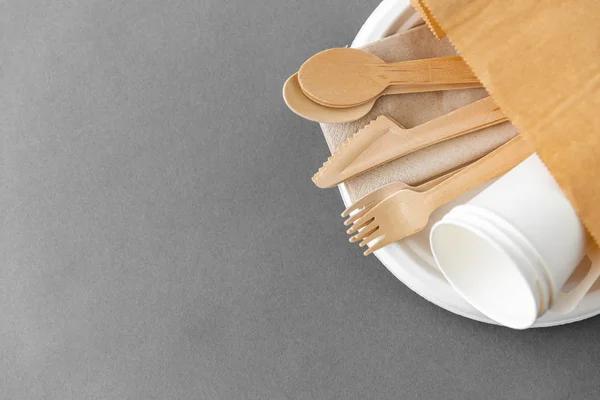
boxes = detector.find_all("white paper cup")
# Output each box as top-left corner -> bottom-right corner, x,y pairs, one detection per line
430,154 -> 598,329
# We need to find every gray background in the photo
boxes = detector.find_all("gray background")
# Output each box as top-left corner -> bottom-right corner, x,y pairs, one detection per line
2,0 -> 600,399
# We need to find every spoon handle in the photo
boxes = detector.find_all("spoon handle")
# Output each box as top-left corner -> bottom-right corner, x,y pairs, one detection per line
380,56 -> 480,85
424,135 -> 533,210
383,81 -> 482,95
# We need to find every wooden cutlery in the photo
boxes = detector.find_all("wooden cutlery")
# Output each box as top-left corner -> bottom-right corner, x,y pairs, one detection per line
312,96 -> 507,188
283,45 -> 531,258
298,49 -> 480,108
283,72 -> 481,124
345,135 -> 533,255
282,47 -> 482,123
341,166 -> 466,227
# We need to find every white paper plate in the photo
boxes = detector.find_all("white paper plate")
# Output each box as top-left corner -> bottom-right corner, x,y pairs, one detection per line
342,0 -> 600,327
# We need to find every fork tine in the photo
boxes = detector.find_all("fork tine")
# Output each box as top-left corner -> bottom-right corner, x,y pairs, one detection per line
349,225 -> 379,243
343,207 -> 369,226
342,198 -> 373,218
341,205 -> 357,218
363,237 -> 391,256
342,181 -> 407,217
346,216 -> 374,234
359,229 -> 383,247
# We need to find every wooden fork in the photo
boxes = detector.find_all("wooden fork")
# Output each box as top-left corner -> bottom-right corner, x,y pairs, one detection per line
347,135 -> 533,255
341,166 -> 466,228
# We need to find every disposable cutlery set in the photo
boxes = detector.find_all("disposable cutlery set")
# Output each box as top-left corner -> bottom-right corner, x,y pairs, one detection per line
281,2 -> 600,328
283,47 -> 528,255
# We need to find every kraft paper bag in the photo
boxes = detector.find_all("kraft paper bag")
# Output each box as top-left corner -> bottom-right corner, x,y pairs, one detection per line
410,0 -> 600,245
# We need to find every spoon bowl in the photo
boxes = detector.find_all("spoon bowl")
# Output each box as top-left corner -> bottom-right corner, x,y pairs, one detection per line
283,73 -> 379,124
298,48 -> 389,108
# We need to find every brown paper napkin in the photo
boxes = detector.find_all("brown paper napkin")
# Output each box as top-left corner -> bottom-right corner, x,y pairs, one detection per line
320,25 -> 516,201
409,0 -> 600,245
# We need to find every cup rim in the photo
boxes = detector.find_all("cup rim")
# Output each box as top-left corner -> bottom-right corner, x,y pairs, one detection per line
430,218 -> 541,329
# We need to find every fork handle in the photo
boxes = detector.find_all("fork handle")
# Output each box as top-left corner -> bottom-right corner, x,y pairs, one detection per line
424,135 -> 534,210
415,166 -> 466,192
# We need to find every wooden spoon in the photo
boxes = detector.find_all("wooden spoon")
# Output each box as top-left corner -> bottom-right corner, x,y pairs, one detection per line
298,48 -> 479,108
283,73 -> 482,124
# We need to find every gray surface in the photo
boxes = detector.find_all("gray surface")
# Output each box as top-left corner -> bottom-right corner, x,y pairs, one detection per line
2,0 -> 600,399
